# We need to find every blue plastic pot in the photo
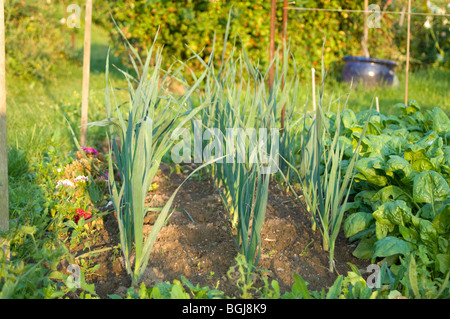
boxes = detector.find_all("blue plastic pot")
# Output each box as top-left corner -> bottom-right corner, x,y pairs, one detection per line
342,56 -> 398,88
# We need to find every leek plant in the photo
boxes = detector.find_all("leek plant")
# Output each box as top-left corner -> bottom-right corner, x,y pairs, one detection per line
281,66 -> 370,272
90,34 -> 210,285
184,15 -> 280,272
207,51 -> 277,272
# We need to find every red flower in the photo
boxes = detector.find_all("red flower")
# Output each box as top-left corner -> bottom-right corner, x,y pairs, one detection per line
74,209 -> 92,224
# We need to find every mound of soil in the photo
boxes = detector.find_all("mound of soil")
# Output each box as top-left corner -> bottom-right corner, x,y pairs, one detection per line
68,163 -> 370,299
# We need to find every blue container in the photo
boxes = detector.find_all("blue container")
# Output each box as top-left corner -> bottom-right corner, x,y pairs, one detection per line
342,56 -> 398,88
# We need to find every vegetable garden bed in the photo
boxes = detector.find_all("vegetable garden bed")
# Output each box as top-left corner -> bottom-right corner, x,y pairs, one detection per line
64,162 -> 370,299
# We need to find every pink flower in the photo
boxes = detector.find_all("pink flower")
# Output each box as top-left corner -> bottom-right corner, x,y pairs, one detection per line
56,179 -> 75,189
74,175 -> 89,183
82,147 -> 98,155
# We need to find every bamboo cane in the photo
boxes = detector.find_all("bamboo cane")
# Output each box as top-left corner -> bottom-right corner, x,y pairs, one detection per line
0,0 -> 8,232
80,0 -> 93,148
269,0 -> 276,91
405,0 -> 411,106
362,0 -> 370,58
280,0 -> 288,135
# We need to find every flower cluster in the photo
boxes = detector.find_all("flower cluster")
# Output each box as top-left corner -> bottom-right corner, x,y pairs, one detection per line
74,208 -> 92,224
74,175 -> 89,183
56,179 -> 75,189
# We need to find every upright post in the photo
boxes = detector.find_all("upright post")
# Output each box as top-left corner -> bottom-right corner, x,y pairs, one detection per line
269,0 -> 276,91
280,0 -> 288,135
405,0 -> 412,106
80,0 -> 93,148
0,0 -> 8,232
362,0 -> 370,58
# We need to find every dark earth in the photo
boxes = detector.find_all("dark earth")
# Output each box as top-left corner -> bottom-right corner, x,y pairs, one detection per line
66,162 -> 370,299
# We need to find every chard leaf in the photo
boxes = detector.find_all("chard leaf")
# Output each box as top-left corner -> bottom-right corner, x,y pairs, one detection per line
433,205 -> 450,234
399,225 -> 419,242
436,254 -> 450,274
356,157 -> 388,187
412,158 -> 435,173
373,185 -> 411,204
405,131 -> 440,162
372,200 -> 413,239
354,190 -> 378,207
342,108 -> 357,130
373,236 -> 414,258
413,171 -> 450,204
343,212 -> 374,238
352,237 -> 377,259
385,156 -> 417,184
426,107 -> 450,137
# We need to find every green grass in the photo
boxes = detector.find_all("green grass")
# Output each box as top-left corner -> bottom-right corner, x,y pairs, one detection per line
6,24 -> 128,160
305,67 -> 449,115
7,22 -> 448,162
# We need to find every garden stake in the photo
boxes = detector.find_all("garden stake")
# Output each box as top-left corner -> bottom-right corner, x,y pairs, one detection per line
80,0 -> 93,148
280,0 -> 288,136
405,0 -> 411,105
312,68 -> 316,117
0,0 -> 8,232
376,96 -> 380,113
269,0 -> 276,91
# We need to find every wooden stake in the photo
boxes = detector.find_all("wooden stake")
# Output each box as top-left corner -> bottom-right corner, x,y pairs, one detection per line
269,0 -> 276,91
280,0 -> 288,135
282,0 -> 288,65
80,0 -> 93,148
312,68 -> 316,117
362,0 -> 370,58
405,0 -> 411,106
376,96 -> 380,113
0,0 -> 9,232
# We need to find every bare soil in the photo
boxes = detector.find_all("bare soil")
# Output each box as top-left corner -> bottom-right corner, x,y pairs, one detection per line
68,163 -> 370,299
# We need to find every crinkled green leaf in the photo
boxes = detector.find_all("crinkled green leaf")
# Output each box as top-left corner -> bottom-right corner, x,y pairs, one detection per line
354,190 -> 378,207
361,135 -> 392,158
343,212 -> 374,238
399,225 -> 419,243
418,219 -> 439,252
373,200 -> 413,239
412,158 -> 435,173
385,156 -> 418,184
373,185 -> 411,204
374,200 -> 413,226
413,171 -> 450,204
405,131 -> 440,163
338,136 -> 354,158
355,157 -> 388,187
342,108 -> 357,130
352,237 -> 377,259
373,236 -> 414,258
436,254 -> 450,274
433,205 -> 450,234
426,107 -> 450,136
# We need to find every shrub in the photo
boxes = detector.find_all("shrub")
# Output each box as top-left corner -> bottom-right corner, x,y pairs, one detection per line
106,0 -> 401,73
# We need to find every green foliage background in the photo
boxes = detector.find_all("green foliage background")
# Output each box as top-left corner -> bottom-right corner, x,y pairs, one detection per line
4,0 -> 449,80
105,0 -> 449,73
